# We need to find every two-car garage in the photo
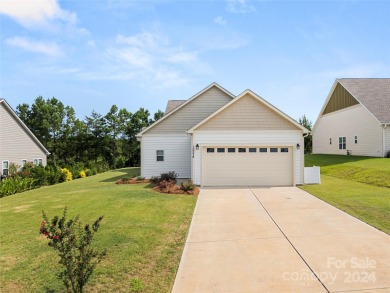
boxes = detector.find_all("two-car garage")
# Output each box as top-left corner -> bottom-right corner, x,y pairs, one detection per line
201,146 -> 293,187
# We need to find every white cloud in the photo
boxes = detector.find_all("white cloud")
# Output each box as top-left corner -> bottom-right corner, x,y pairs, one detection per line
226,0 -> 256,14
5,36 -> 64,57
214,16 -> 227,25
104,31 -> 201,88
0,0 -> 77,28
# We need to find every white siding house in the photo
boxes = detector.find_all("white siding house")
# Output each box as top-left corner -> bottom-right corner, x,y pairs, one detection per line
313,79 -> 390,157
0,99 -> 50,175
137,83 -> 309,187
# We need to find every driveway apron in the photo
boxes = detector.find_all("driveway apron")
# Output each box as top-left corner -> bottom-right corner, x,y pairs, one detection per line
171,187 -> 390,293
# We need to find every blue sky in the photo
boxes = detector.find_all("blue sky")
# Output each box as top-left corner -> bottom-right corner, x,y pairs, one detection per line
1,0 -> 389,123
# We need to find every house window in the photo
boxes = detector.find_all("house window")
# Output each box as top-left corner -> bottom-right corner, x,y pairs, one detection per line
259,148 -> 268,153
329,138 -> 332,145
281,148 -> 289,153
156,150 -> 164,161
207,148 -> 215,153
339,137 -> 346,149
238,148 -> 246,153
249,148 -> 257,153
270,148 -> 278,153
228,148 -> 236,153
217,148 -> 225,153
22,160 -> 27,167
33,159 -> 43,166
2,161 -> 9,176
355,136 -> 358,144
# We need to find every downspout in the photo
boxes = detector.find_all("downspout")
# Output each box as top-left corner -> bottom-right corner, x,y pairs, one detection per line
383,124 -> 388,157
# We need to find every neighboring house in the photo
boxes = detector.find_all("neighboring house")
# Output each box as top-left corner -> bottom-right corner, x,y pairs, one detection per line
312,78 -> 390,157
0,99 -> 50,175
137,83 -> 309,187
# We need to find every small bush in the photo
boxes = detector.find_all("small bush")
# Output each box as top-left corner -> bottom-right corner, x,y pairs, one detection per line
157,179 -> 178,193
386,150 -> 390,158
180,180 -> 195,192
136,176 -> 145,181
40,208 -> 106,293
159,171 -> 179,183
150,176 -> 159,183
61,168 -> 73,181
85,169 -> 92,176
79,170 -> 86,178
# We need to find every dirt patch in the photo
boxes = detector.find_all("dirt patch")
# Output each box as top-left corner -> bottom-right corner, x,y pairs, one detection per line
12,204 -> 33,213
0,256 -> 18,272
154,180 -> 199,196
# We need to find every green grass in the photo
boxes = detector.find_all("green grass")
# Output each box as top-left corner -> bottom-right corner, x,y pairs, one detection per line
301,155 -> 390,234
305,154 -> 390,188
0,168 -> 197,292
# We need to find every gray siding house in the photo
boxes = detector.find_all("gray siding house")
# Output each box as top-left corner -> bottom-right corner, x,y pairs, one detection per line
0,99 -> 50,175
313,78 -> 390,157
137,83 -> 309,187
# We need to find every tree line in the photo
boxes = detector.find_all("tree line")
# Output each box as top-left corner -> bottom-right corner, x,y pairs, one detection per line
17,96 -> 164,168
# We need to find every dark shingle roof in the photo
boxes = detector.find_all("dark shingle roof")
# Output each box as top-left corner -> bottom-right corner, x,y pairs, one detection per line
164,100 -> 186,114
337,78 -> 390,124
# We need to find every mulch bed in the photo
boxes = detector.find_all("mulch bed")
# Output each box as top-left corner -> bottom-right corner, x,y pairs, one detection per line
115,178 -> 151,184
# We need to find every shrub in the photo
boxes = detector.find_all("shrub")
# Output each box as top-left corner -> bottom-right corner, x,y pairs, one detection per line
45,165 -> 63,185
157,179 -> 177,193
9,162 -> 19,177
30,165 -> 48,187
0,177 -> 35,197
180,180 -> 195,192
79,170 -> 86,178
40,208 -> 106,293
85,169 -> 92,177
61,168 -> 73,181
136,176 -> 145,181
159,171 -> 179,183
150,176 -> 159,183
386,150 -> 390,158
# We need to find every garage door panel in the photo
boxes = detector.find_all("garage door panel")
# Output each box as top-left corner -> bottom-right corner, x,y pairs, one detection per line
202,146 -> 293,187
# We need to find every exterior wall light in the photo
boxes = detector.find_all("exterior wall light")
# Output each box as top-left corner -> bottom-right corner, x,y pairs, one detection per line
196,144 -> 199,150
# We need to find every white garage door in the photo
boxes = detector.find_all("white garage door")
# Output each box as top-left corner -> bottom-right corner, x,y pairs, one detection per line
202,146 -> 293,187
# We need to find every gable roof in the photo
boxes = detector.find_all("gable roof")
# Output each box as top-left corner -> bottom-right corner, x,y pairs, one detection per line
0,99 -> 50,155
165,100 -> 186,114
317,78 -> 390,125
187,89 -> 309,133
137,82 -> 235,137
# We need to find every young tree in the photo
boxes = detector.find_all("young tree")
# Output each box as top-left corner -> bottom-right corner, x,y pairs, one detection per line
298,115 -> 313,154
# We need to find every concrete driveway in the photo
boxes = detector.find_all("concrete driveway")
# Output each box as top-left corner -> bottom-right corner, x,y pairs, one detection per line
171,187 -> 390,293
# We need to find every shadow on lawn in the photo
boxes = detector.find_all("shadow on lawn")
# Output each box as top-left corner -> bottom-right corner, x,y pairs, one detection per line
99,167 -> 140,183
305,154 -> 378,167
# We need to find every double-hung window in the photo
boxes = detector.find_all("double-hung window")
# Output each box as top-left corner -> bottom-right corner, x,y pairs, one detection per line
2,161 -> 9,176
339,137 -> 346,150
156,150 -> 164,162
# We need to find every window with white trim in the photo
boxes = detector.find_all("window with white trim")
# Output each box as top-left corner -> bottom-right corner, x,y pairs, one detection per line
33,159 -> 43,166
329,138 -> 332,145
2,161 -> 9,176
22,160 -> 27,167
355,136 -> 358,144
156,150 -> 164,161
339,137 -> 346,149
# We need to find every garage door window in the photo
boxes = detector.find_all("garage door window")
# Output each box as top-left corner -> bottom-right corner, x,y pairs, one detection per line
259,148 -> 267,153
207,148 -> 215,153
281,148 -> 289,153
238,148 -> 246,153
270,148 -> 278,153
228,148 -> 235,153
249,148 -> 256,153
217,148 -> 225,153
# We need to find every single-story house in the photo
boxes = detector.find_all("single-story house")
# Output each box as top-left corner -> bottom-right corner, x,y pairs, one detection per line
312,78 -> 390,157
137,83 -> 309,187
0,99 -> 50,175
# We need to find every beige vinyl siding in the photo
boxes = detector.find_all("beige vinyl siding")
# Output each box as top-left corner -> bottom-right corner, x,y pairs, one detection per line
197,93 -> 300,131
192,130 -> 304,185
145,87 -> 232,134
140,134 -> 191,178
0,103 -> 47,170
385,127 -> 390,156
313,104 -> 383,157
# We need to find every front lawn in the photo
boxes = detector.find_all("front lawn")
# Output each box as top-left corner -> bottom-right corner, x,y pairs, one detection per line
301,155 -> 390,234
0,168 -> 197,292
